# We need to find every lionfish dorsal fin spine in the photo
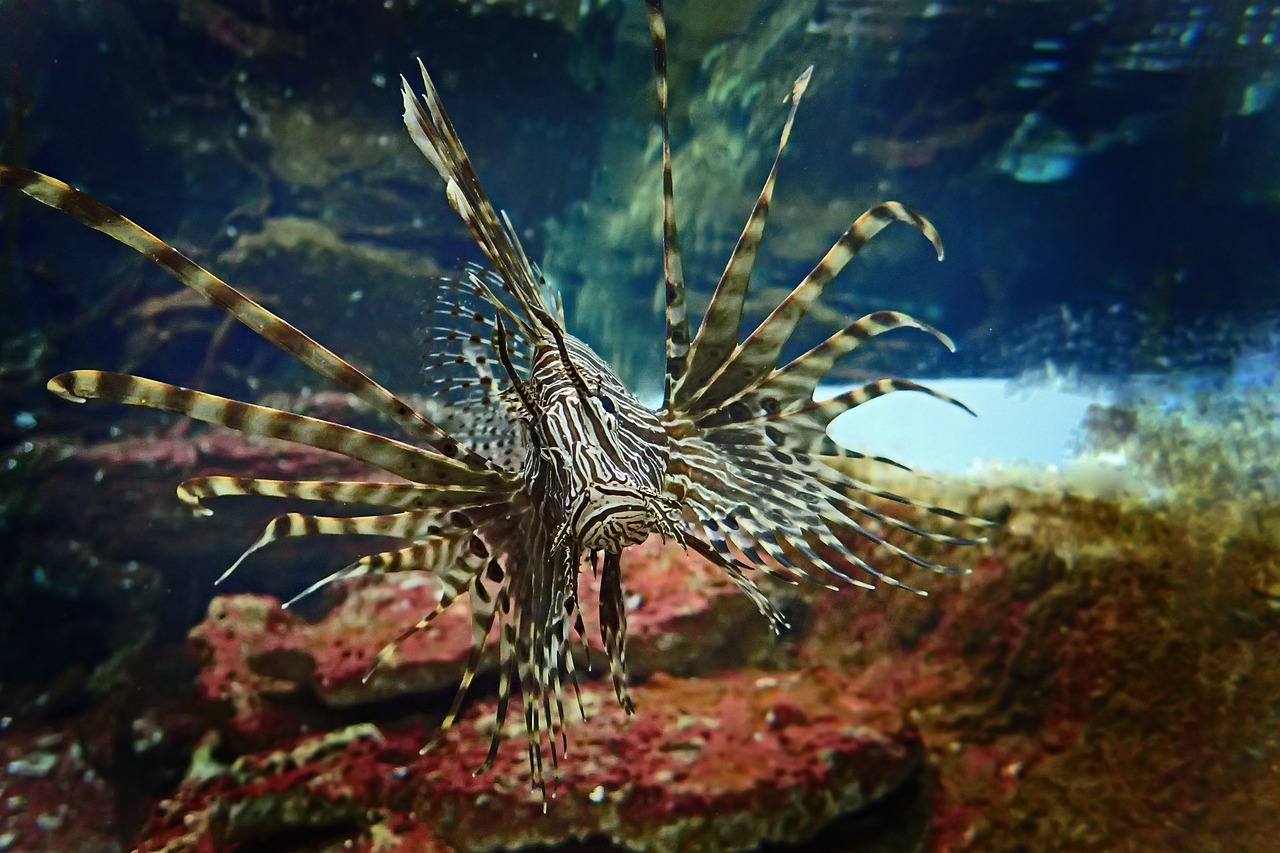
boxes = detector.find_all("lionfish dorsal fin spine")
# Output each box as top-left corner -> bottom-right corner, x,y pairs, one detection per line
675,65 -> 813,407
645,0 -> 691,407
492,313 -> 540,418
464,267 -> 535,341
401,67 -> 551,339
681,201 -> 945,415
699,309 -> 956,421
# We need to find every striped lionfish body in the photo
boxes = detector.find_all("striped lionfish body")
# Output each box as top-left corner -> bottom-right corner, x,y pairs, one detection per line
3,0 -> 992,801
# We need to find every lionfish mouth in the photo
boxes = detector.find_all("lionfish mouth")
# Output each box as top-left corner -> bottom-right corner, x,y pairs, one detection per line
572,486 -> 654,551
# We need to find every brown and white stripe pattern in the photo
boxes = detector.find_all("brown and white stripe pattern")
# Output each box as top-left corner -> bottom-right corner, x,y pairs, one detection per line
4,0 -> 996,808
1,167 -> 497,471
645,0 -> 691,406
674,64 -> 813,405
679,201 -> 945,416
175,476 -> 494,516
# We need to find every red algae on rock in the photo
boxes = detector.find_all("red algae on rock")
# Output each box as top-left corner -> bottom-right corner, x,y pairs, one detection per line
22,413 -> 1280,851
134,670 -> 919,853
0,725 -> 119,853
189,536 -> 781,750
798,483 -> 1280,852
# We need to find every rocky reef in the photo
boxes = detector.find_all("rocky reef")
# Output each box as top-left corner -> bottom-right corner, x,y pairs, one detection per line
2,401 -> 1278,851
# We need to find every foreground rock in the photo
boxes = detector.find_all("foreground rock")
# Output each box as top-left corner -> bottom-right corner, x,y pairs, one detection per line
134,669 -> 920,853
13,419 -> 1280,851
189,537 -> 782,751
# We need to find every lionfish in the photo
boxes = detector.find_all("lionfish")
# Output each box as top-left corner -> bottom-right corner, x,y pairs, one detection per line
2,0 -> 990,801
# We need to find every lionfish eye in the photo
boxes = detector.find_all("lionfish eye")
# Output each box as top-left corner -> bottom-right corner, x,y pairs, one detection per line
599,396 -> 616,415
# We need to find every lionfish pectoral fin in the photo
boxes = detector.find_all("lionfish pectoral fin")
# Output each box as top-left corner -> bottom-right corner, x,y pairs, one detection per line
46,375 -> 87,403
598,551 -> 634,714
829,488 -> 987,551
48,371 -> 501,488
685,537 -> 791,633
771,529 -> 848,592
217,538 -> 265,585
425,559 -> 505,754
280,540 -> 461,609
281,561 -> 371,609
174,479 -> 217,517
472,586 -> 520,778
364,632 -> 412,684
5,167 -> 481,464
177,476 -> 496,517
562,641 -> 587,722
815,455 -> 1000,532
823,504 -> 971,578
723,508 -> 826,588
645,0 -> 691,403
217,510 -> 428,584
804,522 -> 931,595
365,559 -> 479,686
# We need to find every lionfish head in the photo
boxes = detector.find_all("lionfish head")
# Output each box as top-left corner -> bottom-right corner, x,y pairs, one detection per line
571,481 -> 654,550
525,335 -> 674,553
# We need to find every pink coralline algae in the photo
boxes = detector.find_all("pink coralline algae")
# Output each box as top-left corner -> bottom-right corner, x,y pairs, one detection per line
152,534 -> 918,852
135,669 -> 919,853
20,422 -> 1280,851
0,725 -> 119,853
189,537 -> 780,750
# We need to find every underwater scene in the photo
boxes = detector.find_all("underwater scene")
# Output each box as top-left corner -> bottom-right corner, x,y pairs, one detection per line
1,0 -> 1279,850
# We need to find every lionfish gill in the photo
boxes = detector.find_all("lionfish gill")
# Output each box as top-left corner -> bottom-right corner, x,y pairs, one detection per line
2,0 -> 992,801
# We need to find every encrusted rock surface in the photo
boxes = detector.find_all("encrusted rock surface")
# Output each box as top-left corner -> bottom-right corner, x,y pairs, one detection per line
0,724 -> 120,853
11,400 -> 1280,852
191,536 -> 782,750
135,670 -> 920,853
